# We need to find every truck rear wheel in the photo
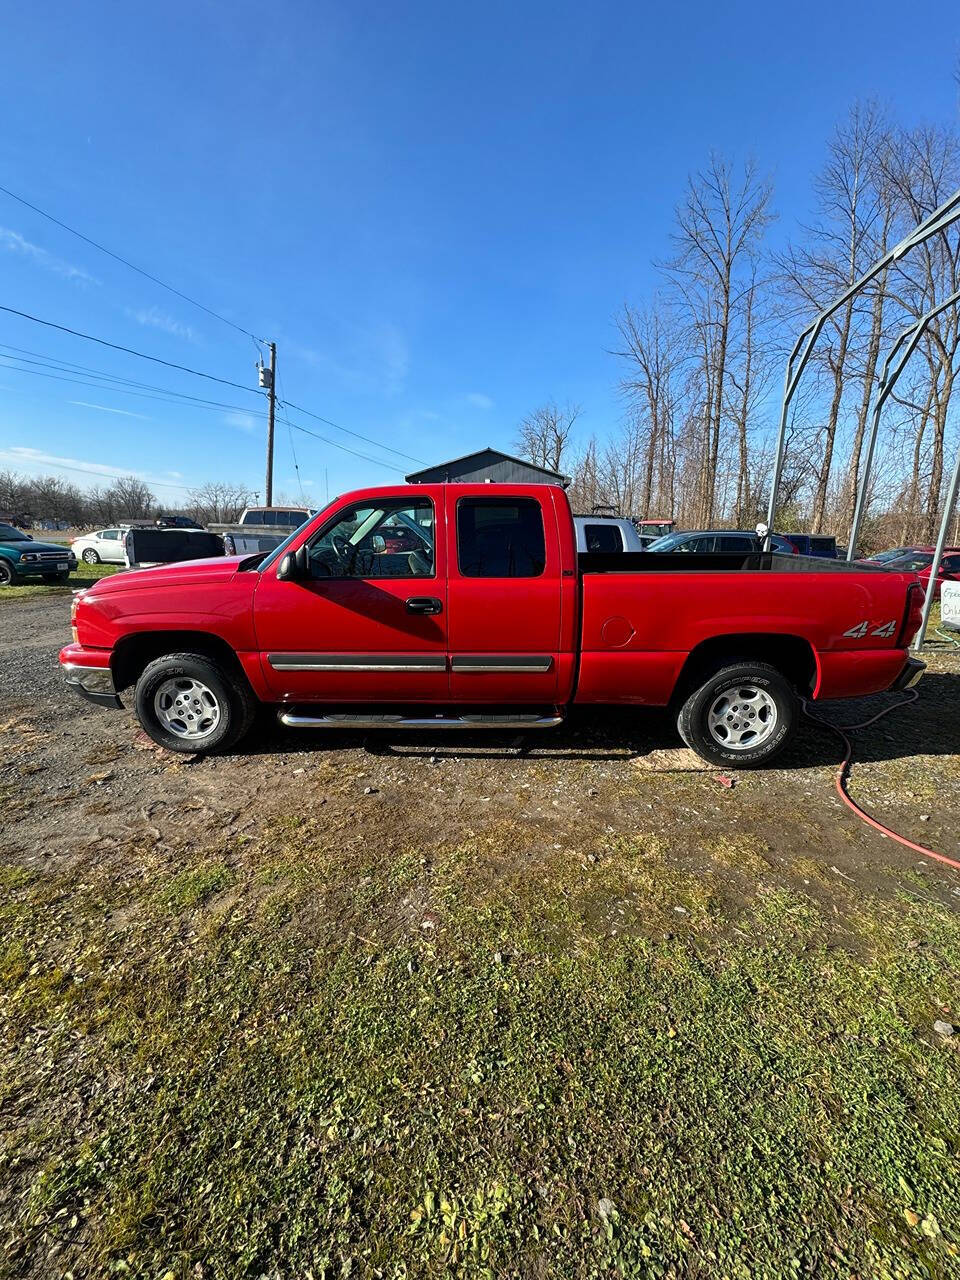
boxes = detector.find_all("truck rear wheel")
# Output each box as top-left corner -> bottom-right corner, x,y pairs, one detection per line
134,652 -> 256,754
677,661 -> 797,768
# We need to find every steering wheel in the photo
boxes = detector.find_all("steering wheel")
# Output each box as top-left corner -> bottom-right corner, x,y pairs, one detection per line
330,532 -> 351,564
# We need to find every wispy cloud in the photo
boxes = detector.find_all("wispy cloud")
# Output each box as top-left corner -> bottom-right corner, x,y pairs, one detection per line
0,445 -> 184,491
287,321 -> 410,397
0,226 -> 99,284
125,305 -> 197,343
223,411 -> 258,434
68,400 -> 151,420
465,392 -> 494,410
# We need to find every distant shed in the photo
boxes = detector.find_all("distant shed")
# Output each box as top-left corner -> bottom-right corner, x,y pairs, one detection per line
405,448 -> 570,488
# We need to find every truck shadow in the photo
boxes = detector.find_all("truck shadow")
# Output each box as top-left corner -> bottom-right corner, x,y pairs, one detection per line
238,671 -> 960,771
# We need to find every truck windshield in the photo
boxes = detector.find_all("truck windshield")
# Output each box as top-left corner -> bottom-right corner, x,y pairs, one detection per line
252,501 -> 335,572
646,532 -> 686,551
0,525 -> 30,541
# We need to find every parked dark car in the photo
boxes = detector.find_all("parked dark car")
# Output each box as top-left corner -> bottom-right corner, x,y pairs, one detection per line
782,534 -> 838,559
154,514 -> 205,529
855,545 -> 925,565
0,523 -> 77,586
645,530 -> 798,554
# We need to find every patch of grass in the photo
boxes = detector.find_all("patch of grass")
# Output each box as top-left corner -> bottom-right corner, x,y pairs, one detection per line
2,829 -> 960,1277
155,860 -> 235,912
0,559 -> 118,602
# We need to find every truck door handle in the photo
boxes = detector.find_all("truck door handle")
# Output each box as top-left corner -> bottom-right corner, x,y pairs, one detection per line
405,596 -> 443,615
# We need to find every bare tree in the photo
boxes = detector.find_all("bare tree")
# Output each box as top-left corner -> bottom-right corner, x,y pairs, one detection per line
882,124 -> 960,540
774,103 -> 891,533
107,475 -> 155,519
664,154 -> 774,525
515,402 -> 581,474
613,302 -> 680,517
189,481 -> 252,524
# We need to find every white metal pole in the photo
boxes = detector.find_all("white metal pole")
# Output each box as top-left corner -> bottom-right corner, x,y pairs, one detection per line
915,445 -> 960,651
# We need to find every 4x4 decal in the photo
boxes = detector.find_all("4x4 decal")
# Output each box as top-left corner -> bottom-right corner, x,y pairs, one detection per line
842,620 -> 896,638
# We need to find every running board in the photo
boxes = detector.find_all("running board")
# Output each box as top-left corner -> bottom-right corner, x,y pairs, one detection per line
278,710 -> 564,731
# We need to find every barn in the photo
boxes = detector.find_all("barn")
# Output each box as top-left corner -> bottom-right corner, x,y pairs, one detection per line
405,448 -> 570,488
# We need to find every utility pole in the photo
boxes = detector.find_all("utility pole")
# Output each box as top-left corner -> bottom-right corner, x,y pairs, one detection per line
261,341 -> 277,506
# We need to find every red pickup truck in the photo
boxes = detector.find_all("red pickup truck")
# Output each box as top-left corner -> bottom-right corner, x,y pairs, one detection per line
60,483 -> 925,767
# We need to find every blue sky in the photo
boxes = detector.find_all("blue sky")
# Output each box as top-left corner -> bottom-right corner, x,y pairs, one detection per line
1,0 -> 958,505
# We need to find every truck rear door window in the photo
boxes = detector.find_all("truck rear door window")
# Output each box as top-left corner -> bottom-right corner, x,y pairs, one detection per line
584,523 -> 623,553
457,498 -> 546,578
718,535 -> 756,553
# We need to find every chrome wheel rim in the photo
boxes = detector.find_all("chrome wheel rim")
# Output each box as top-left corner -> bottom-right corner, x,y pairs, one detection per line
706,684 -> 778,750
154,676 -> 222,741
82,549 -> 98,563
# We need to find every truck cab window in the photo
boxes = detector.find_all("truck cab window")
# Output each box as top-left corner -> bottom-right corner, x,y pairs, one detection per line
585,523 -> 623,553
457,498 -> 546,577
307,499 -> 434,579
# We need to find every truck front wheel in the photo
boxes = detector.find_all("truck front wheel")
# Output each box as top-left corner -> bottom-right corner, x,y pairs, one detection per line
134,652 -> 256,754
677,661 -> 797,768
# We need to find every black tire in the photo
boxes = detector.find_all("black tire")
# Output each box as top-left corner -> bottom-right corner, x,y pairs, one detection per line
677,661 -> 797,769
134,652 -> 257,754
81,548 -> 100,564
0,559 -> 16,587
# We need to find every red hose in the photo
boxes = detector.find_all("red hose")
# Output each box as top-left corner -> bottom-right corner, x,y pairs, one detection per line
804,692 -> 960,874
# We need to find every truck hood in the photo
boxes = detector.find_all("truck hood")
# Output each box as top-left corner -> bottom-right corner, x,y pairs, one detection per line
83,555 -> 247,595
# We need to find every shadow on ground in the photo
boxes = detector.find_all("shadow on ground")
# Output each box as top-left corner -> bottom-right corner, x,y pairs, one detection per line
227,670 -> 960,772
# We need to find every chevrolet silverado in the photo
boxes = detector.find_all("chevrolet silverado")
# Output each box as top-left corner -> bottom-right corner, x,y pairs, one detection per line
60,483 -> 925,767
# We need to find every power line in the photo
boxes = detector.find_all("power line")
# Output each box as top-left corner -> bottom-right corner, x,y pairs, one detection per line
0,344 -> 270,413
278,413 -> 406,473
0,303 -> 266,396
0,183 -> 264,344
0,353 -> 269,418
279,397 -> 427,465
276,367 -> 307,505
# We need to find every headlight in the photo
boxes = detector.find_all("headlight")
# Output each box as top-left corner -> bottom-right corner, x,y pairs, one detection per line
21,552 -> 39,563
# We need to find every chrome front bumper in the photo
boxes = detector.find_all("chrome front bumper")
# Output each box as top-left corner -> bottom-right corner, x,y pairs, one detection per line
61,662 -> 123,709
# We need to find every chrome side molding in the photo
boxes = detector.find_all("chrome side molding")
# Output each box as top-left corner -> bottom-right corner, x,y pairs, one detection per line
268,653 -> 447,673
451,655 -> 554,674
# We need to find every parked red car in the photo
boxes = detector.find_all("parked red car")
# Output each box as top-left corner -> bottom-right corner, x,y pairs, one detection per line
861,548 -> 960,600
61,483 -> 924,768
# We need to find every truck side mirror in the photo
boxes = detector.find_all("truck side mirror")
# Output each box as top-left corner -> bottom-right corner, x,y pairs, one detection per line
277,545 -> 309,581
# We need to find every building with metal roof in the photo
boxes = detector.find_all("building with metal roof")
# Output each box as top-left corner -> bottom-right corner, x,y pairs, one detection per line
405,447 -> 570,487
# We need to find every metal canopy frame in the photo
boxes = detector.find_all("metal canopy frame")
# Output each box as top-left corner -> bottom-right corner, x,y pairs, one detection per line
764,187 -> 960,548
915,444 -> 960,650
846,285 -> 960,563
842,287 -> 960,651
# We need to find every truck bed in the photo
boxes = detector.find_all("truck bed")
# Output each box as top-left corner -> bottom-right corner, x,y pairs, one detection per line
574,552 -> 917,707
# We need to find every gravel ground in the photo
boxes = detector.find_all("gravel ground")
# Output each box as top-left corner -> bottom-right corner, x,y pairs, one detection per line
3,591 -> 960,918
